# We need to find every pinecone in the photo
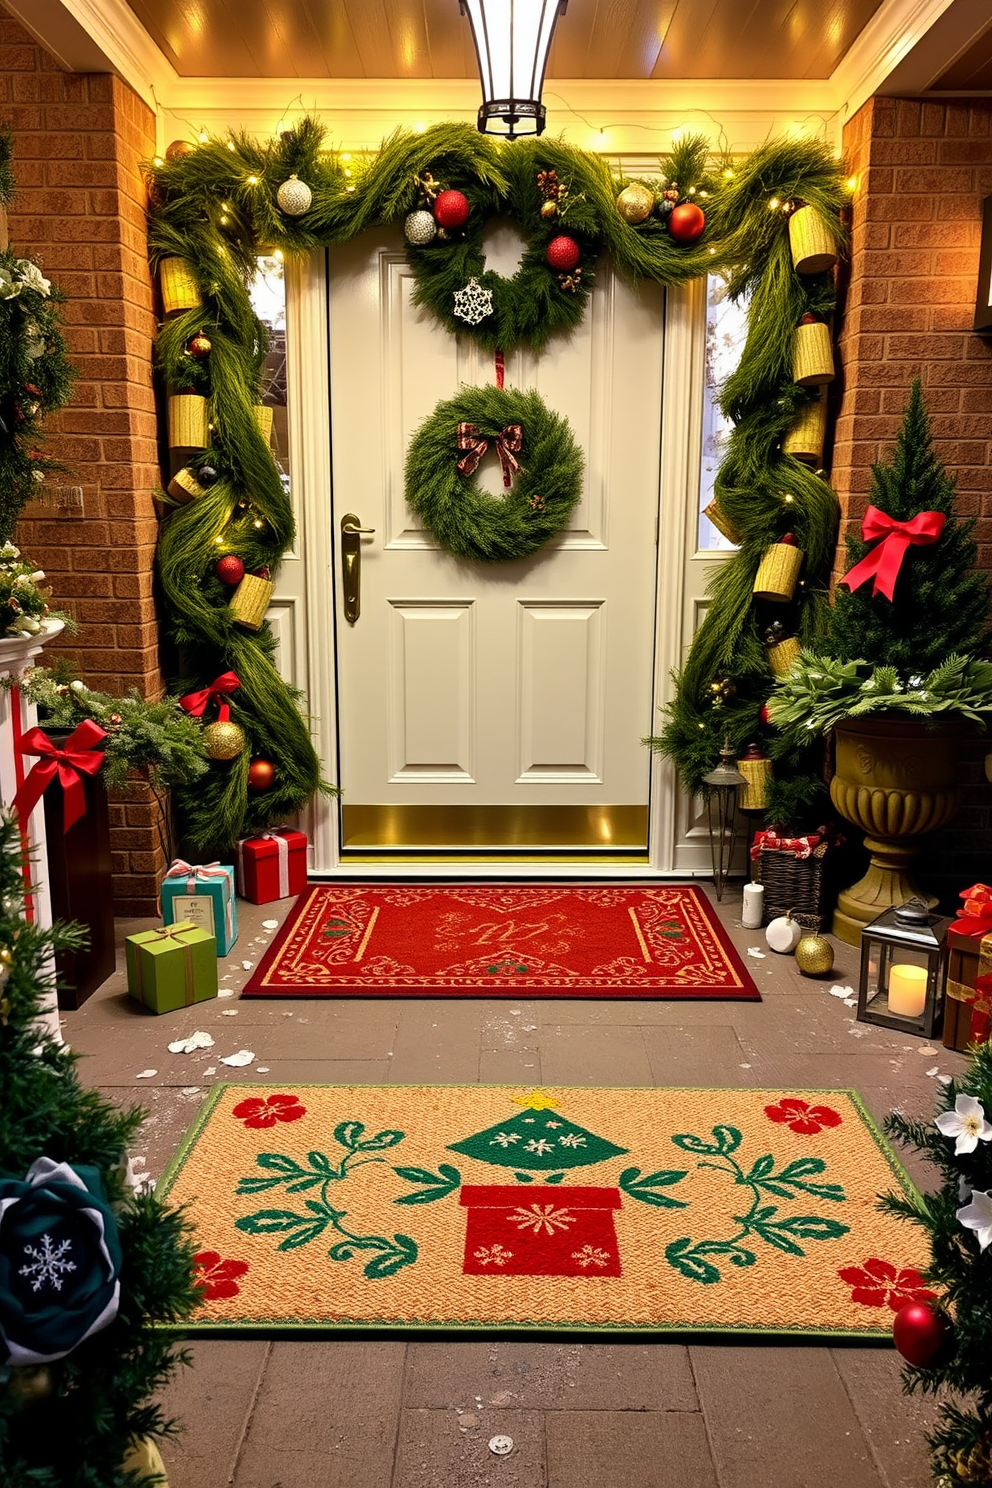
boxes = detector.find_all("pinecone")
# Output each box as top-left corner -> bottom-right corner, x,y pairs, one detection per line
953,1434 -> 992,1483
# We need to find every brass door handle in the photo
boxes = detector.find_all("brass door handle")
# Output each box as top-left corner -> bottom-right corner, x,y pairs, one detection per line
340,513 -> 375,624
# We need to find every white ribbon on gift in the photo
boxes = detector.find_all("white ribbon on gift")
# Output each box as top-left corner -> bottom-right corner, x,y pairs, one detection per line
235,828 -> 291,899
163,858 -> 234,941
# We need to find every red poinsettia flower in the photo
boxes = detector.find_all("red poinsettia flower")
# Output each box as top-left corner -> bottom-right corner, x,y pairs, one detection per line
838,1257 -> 936,1310
192,1251 -> 250,1301
764,1097 -> 843,1135
231,1093 -> 307,1129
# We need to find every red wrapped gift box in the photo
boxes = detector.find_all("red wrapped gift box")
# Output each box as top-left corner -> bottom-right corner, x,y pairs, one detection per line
459,1184 -> 622,1277
234,828 -> 307,904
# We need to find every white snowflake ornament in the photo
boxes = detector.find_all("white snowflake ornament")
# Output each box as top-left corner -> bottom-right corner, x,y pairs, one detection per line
453,276 -> 493,326
19,1233 -> 77,1292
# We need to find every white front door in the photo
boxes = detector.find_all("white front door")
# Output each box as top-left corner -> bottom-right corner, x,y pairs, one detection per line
325,225 -> 666,858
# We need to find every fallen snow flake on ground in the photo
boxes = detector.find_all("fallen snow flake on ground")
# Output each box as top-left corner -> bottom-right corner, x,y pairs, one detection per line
747,947 -> 765,959
220,1009 -> 238,1016
739,1062 -> 752,1069
219,1049 -> 255,1067
938,1075 -> 953,1085
926,1066 -> 940,1077
181,1087 -> 201,1096
919,1046 -> 938,1056
844,998 -> 858,1008
829,985 -> 854,999
218,988 -> 236,998
847,1024 -> 872,1038
202,1066 -> 216,1075
167,1031 -> 215,1054
256,1066 -> 270,1073
241,961 -> 254,971
262,919 -> 279,930
135,1069 -> 157,1079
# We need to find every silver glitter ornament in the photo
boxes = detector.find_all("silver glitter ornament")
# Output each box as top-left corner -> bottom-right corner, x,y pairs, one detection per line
404,210 -> 437,246
276,175 -> 312,216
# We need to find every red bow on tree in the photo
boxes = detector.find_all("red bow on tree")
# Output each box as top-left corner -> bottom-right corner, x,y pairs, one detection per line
12,719 -> 107,833
838,506 -> 945,602
456,422 -> 522,488
179,671 -> 240,722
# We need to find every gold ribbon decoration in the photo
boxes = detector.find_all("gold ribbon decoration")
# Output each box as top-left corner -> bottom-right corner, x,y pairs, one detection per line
456,422 -> 523,488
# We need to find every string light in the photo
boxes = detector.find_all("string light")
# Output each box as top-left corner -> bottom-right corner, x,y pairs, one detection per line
153,156 -> 164,168
769,197 -> 780,211
846,176 -> 858,193
227,141 -> 236,152
247,175 -> 259,186
198,127 -> 208,144
253,518 -> 265,530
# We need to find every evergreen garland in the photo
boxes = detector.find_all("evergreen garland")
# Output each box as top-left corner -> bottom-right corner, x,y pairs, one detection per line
405,385 -> 583,561
145,118 -> 848,845
0,810 -> 199,1485
884,1043 -> 992,1486
0,131 -> 76,543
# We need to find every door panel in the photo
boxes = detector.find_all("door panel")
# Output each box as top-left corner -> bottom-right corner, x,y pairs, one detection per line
327,226 -> 665,852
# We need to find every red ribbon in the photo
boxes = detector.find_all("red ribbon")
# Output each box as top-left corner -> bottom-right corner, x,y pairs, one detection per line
838,506 -> 945,602
12,719 -> 107,833
456,422 -> 523,488
179,671 -> 240,722
750,827 -> 822,861
950,884 -> 992,936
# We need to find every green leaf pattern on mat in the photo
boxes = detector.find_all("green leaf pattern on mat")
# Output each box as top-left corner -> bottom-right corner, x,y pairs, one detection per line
392,1162 -> 462,1205
664,1125 -> 850,1285
618,1166 -> 690,1209
234,1120 -> 418,1279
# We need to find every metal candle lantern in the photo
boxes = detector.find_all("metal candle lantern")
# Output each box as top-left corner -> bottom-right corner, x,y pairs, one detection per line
856,897 -> 950,1039
703,740 -> 746,901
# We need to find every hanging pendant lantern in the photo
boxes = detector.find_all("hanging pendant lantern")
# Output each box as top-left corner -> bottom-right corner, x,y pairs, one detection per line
460,0 -> 568,140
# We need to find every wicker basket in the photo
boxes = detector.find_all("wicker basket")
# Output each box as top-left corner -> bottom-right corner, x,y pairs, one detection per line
754,839 -> 835,930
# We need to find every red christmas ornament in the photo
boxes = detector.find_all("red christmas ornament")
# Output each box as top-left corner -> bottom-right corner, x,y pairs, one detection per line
798,312 -> 822,325
187,331 -> 212,360
759,703 -> 771,725
433,190 -> 470,230
893,1301 -> 954,1368
247,758 -> 276,792
546,235 -> 581,272
216,554 -> 246,585
668,202 -> 706,243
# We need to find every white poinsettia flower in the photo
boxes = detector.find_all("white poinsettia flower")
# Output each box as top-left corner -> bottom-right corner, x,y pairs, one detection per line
15,259 -> 51,296
957,1188 -> 992,1250
0,266 -> 21,299
935,1093 -> 992,1155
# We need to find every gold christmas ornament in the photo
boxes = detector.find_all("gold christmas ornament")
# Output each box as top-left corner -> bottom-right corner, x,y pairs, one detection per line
767,635 -> 801,676
753,537 -> 804,602
737,743 -> 772,812
159,257 -> 202,315
795,933 -> 834,976
616,182 -> 655,225
9,1365 -> 53,1403
122,1437 -> 168,1480
167,394 -> 209,450
793,318 -> 835,386
253,404 -> 274,442
203,719 -> 246,760
229,573 -> 274,632
166,467 -> 206,504
783,395 -> 827,465
540,199 -> 558,220
703,498 -> 741,545
788,205 -> 838,275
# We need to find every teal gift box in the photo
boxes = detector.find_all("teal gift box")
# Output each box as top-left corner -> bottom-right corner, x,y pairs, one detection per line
160,861 -> 238,955
126,921 -> 217,1013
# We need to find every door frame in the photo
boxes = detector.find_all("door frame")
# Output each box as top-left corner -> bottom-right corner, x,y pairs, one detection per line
284,240 -> 722,880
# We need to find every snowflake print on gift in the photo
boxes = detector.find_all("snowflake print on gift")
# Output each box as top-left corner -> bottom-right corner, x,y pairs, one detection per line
474,1244 -> 514,1267
19,1232 -> 76,1292
509,1204 -> 576,1236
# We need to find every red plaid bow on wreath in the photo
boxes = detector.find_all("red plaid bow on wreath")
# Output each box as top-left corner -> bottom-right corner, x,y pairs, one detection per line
456,421 -> 522,488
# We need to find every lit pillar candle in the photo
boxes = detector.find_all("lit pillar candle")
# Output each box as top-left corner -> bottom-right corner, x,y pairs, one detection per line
887,964 -> 928,1018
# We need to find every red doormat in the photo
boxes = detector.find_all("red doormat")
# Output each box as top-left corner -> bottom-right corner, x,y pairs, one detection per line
242,884 -> 759,1000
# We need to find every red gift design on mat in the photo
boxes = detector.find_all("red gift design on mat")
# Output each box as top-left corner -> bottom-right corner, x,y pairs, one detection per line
234,828 -> 307,904
460,1184 -> 622,1277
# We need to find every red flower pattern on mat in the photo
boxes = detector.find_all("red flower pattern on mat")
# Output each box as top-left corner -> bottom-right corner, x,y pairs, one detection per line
763,1097 -> 843,1134
232,1093 -> 307,1128
192,1251 -> 250,1301
838,1258 -> 936,1310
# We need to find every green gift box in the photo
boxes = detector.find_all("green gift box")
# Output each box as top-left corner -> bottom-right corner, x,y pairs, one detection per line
126,921 -> 217,1014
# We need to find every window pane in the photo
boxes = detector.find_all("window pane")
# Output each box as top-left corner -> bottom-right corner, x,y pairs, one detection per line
249,254 -> 289,498
698,273 -> 749,552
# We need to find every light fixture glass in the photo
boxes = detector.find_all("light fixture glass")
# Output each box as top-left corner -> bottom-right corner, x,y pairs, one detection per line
976,195 -> 992,333
459,0 -> 567,140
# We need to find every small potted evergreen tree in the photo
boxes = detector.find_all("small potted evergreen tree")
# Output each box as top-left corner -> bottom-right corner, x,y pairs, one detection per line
768,381 -> 992,943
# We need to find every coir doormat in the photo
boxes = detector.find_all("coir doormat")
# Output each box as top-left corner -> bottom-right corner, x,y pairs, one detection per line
161,1084 -> 929,1339
242,884 -> 759,1000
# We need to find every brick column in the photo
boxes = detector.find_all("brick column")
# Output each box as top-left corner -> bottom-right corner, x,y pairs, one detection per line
0,6 -> 167,914
834,97 -> 992,899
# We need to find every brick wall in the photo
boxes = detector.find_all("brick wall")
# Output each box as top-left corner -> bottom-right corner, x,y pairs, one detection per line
835,96 -> 992,903
0,7 -> 166,914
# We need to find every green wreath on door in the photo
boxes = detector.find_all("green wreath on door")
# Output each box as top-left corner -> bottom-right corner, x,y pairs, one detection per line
404,384 -> 584,563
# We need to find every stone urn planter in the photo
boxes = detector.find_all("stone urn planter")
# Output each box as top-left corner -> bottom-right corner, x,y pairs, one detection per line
829,716 -> 964,946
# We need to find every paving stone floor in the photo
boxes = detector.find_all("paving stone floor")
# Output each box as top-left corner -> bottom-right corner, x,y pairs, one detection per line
61,885 -> 965,1488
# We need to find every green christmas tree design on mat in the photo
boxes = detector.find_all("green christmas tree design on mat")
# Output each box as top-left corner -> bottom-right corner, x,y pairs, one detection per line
447,1092 -> 628,1174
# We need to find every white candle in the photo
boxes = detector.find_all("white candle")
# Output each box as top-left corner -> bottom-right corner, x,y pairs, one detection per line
742,882 -> 764,929
887,963 -> 928,1018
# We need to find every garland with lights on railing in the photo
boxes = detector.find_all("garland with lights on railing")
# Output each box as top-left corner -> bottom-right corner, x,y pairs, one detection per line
146,118 -> 848,848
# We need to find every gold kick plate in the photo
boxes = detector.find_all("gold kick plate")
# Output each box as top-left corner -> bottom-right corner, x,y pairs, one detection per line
340,513 -> 375,623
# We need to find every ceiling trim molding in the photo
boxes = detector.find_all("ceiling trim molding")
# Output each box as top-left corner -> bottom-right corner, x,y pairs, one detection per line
4,0 -> 174,110
829,0 -> 958,122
